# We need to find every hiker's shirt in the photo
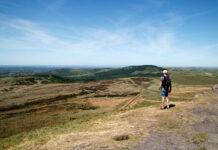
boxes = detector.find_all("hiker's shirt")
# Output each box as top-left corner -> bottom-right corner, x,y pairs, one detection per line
160,76 -> 164,87
160,76 -> 168,89
160,76 -> 169,97
160,76 -> 164,83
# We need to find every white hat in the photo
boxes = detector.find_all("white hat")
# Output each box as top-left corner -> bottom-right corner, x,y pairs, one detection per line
163,70 -> 168,74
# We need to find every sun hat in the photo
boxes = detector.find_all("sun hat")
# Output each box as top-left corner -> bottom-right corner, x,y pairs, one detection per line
163,70 -> 168,74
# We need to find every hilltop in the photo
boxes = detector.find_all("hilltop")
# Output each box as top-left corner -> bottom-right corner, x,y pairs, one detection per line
41,65 -> 163,81
0,65 -> 163,83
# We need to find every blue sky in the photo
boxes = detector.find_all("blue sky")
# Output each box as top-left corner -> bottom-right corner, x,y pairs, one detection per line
0,0 -> 218,67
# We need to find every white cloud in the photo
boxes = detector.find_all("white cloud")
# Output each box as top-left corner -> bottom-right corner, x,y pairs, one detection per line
0,17 -> 176,56
0,15 -> 217,66
5,14 -> 217,66
145,32 -> 174,54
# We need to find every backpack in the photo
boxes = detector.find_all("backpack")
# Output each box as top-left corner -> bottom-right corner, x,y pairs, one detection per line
162,76 -> 171,89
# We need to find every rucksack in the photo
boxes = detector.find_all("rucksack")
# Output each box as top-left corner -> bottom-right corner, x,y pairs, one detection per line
162,76 -> 171,88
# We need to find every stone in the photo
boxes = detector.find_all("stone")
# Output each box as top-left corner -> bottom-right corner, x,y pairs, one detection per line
212,84 -> 218,93
202,91 -> 209,94
208,133 -> 218,143
195,94 -> 202,98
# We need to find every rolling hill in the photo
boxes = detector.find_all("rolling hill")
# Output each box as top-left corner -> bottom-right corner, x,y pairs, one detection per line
34,65 -> 164,83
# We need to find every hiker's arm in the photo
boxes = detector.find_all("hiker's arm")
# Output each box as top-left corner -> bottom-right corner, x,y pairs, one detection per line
159,81 -> 162,90
169,83 -> 172,92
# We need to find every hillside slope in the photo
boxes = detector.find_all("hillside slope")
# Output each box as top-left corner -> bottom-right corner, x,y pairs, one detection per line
37,65 -> 164,82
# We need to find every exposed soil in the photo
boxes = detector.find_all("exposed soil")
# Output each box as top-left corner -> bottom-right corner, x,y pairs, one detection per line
131,97 -> 218,150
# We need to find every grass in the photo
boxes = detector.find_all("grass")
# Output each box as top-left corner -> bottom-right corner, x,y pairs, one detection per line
0,78 -> 140,109
169,97 -> 183,101
159,119 -> 181,130
115,99 -> 129,109
142,89 -> 160,101
0,78 -> 140,140
0,109 -> 117,150
0,102 -> 101,138
198,147 -> 207,150
192,133 -> 208,144
170,92 -> 196,101
141,88 -> 189,102
171,73 -> 218,86
158,111 -> 184,131
133,101 -> 156,109
169,67 -> 218,78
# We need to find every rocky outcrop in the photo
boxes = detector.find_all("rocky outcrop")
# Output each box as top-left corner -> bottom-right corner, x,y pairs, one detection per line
212,84 -> 218,93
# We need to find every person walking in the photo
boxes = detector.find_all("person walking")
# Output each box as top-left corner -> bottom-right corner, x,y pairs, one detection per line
159,70 -> 172,110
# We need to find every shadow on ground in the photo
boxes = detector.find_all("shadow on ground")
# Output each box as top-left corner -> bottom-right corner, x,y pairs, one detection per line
163,104 -> 176,109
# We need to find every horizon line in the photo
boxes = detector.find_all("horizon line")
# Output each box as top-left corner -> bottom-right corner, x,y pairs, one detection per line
0,65 -> 218,69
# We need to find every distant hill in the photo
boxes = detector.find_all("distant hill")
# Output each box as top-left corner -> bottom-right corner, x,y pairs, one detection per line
0,65 -> 164,83
48,68 -> 112,77
48,65 -> 163,77
93,65 -> 163,79
40,65 -> 164,82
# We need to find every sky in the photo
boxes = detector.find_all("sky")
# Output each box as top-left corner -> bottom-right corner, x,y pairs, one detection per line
0,0 -> 218,67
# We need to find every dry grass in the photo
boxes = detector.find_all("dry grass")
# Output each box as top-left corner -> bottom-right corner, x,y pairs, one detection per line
1,73 -> 217,149
171,86 -> 211,94
87,97 -> 130,108
0,79 -> 140,110
158,113 -> 183,131
1,98 -> 216,149
0,78 -> 146,147
4,104 -> 162,150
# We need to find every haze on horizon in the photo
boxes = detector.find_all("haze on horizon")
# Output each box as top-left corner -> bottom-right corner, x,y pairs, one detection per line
0,0 -> 218,67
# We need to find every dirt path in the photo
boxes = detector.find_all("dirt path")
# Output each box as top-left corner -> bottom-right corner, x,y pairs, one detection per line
118,94 -> 141,111
131,95 -> 218,150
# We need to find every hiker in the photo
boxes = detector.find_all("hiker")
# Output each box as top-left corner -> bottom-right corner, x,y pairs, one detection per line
159,70 -> 172,110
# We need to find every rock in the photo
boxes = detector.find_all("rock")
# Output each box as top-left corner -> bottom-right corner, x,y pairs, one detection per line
195,94 -> 202,98
208,133 -> 218,143
212,84 -> 218,93
176,113 -> 184,119
202,91 -> 209,94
